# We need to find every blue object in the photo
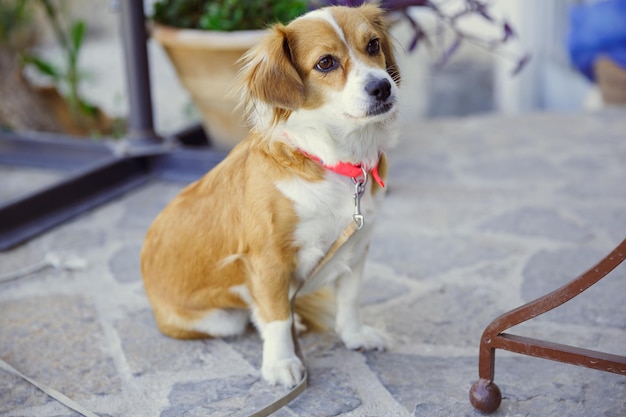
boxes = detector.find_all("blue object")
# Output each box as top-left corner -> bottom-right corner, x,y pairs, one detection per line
567,0 -> 626,81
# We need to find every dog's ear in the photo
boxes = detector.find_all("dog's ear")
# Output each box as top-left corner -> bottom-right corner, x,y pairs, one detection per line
239,25 -> 305,110
360,4 -> 401,86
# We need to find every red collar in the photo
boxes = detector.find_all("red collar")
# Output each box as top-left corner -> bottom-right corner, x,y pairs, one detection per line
301,151 -> 385,188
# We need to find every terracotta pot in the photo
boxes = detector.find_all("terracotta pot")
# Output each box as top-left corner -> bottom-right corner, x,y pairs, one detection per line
151,25 -> 264,150
594,57 -> 626,106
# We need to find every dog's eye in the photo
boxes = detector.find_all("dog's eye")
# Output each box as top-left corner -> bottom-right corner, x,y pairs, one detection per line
315,55 -> 337,72
367,38 -> 380,55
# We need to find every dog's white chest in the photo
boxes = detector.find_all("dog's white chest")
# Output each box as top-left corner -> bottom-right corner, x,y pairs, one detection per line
275,173 -> 380,287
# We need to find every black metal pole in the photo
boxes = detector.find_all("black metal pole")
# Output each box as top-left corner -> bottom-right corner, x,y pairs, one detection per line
119,0 -> 162,145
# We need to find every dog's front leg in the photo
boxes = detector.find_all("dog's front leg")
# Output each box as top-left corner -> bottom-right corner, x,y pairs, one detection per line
335,255 -> 390,351
249,270 -> 303,388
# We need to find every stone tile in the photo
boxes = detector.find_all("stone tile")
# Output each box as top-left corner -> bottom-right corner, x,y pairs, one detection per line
561,154 -> 618,178
288,367 -> 361,416
558,178 -> 626,200
48,225 -> 106,251
0,296 -> 120,403
381,284 -> 506,349
117,181 -> 184,231
377,186 -> 517,239
365,353 -> 478,416
389,151 -> 455,183
494,357 -> 626,417
157,332 -> 362,416
464,156 -> 561,182
366,353 -> 626,417
109,243 -> 142,284
0,241 -> 48,281
572,207 -> 626,242
482,207 -> 592,242
115,310 -> 253,377
522,248 -> 626,329
0,373 -> 48,414
369,234 -> 519,280
221,332 -> 264,371
383,180 -> 522,209
510,321 -> 625,358
232,381 -> 296,417
361,263 -> 411,305
161,375 -> 260,417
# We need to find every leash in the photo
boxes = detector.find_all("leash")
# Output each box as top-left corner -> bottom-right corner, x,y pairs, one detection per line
248,166 -> 368,416
0,169 -> 369,417
0,252 -> 87,284
248,219 -> 361,417
0,359 -> 101,417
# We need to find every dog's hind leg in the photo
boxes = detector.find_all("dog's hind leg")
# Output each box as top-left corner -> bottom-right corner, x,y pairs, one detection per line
191,308 -> 250,337
153,305 -> 250,339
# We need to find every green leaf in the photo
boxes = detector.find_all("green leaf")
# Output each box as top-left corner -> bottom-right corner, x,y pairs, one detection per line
21,54 -> 61,79
79,99 -> 99,118
70,20 -> 86,53
153,0 -> 308,31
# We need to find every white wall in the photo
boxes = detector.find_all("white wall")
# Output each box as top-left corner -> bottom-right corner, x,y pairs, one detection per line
491,0 -> 597,113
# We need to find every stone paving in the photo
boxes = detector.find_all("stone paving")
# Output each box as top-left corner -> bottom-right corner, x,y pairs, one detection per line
1,109 -> 626,417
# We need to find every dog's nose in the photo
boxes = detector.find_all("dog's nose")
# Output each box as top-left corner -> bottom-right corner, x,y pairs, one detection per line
365,78 -> 391,102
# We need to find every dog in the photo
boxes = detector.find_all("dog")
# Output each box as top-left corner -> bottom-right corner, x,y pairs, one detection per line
141,3 -> 400,388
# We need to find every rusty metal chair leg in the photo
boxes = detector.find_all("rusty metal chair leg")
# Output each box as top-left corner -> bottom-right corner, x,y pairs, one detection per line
469,239 -> 626,413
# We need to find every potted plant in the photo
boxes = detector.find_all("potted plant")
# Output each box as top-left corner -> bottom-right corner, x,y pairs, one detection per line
150,0 -> 527,149
0,0 -> 121,137
150,0 -> 308,150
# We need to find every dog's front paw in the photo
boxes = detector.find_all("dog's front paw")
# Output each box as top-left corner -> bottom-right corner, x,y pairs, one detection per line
262,356 -> 305,388
340,325 -> 390,351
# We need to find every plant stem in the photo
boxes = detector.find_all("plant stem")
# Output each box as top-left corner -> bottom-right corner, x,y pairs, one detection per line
40,0 -> 68,50
39,0 -> 81,120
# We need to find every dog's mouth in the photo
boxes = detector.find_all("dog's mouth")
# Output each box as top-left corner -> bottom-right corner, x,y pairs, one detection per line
343,98 -> 397,121
366,100 -> 395,117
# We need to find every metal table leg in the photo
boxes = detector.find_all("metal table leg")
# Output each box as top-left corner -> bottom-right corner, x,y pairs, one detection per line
469,238 -> 626,413
118,0 -> 161,145
0,2 -> 225,251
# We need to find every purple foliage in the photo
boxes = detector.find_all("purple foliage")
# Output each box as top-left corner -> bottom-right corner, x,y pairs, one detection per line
436,35 -> 462,68
511,52 -> 531,76
503,21 -> 516,41
313,0 -> 529,75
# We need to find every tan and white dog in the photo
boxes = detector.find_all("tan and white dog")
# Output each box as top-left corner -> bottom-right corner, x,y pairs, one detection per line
141,3 -> 400,388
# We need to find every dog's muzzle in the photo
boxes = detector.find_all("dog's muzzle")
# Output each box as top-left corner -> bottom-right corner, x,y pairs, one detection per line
365,78 -> 394,116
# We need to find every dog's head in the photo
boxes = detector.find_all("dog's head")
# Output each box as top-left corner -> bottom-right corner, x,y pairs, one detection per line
238,4 -> 400,135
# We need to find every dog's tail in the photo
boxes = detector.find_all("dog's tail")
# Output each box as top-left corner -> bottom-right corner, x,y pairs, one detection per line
294,288 -> 336,333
